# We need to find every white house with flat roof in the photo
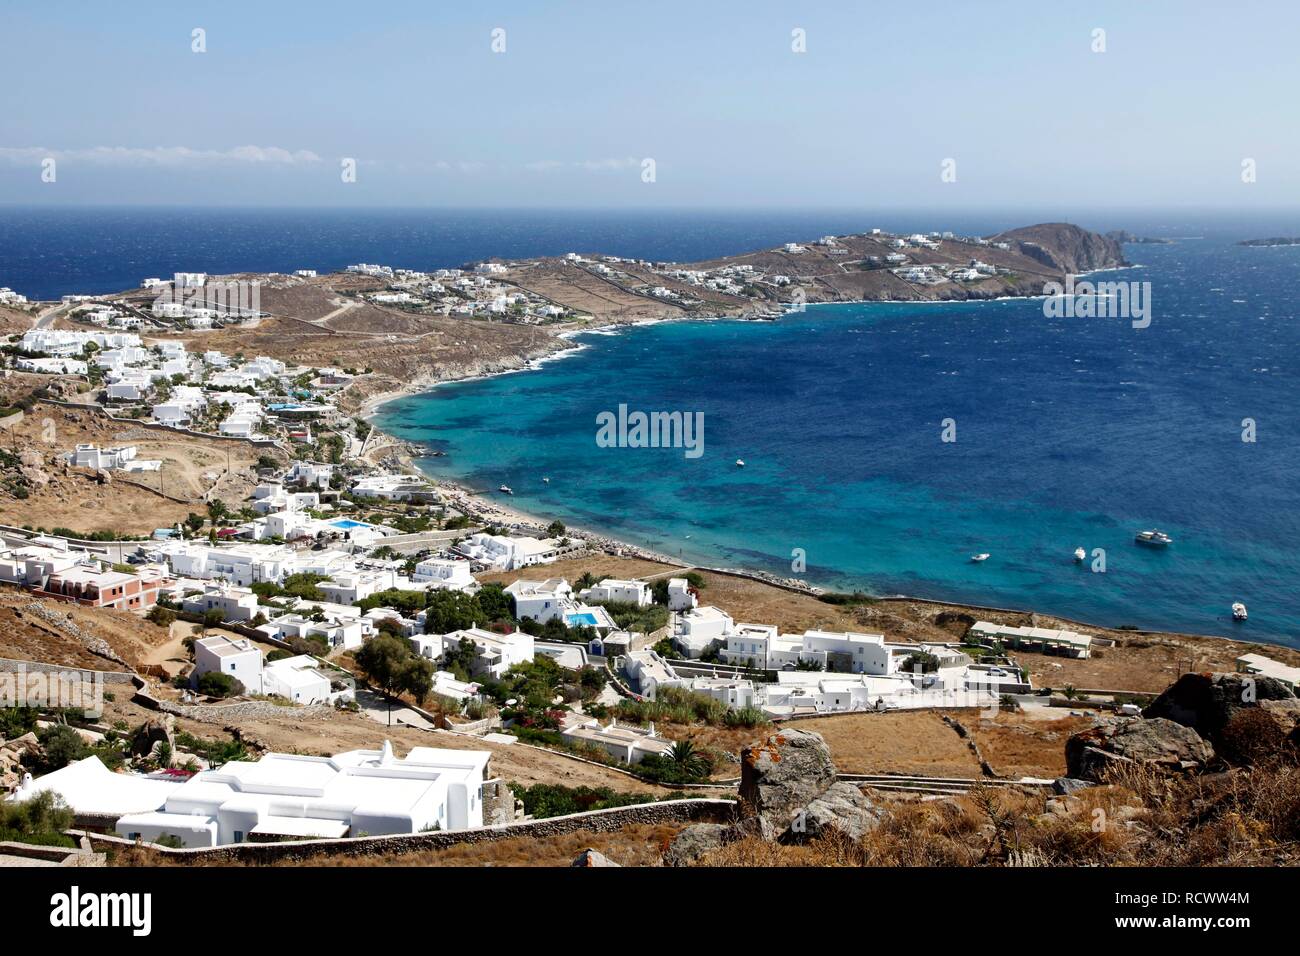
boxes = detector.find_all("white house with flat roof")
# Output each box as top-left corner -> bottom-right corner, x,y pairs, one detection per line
108,743 -> 491,847
193,634 -> 264,693
182,584 -> 261,623
674,604 -> 735,658
579,578 -> 651,607
434,627 -> 534,680
412,557 -> 476,591
969,621 -> 1093,659
458,532 -> 561,571
560,717 -> 675,765
666,577 -> 697,611
1235,653 -> 1300,691
504,578 -> 574,624
262,654 -> 334,704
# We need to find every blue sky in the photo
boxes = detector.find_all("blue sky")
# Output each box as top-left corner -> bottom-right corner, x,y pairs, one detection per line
1,0 -> 1296,209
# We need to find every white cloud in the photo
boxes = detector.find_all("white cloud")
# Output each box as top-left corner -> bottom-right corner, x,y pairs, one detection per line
526,157 -> 640,173
0,145 -> 323,167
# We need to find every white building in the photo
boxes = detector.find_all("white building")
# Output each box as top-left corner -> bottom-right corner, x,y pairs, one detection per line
111,743 -> 491,846
504,578 -> 574,624
457,532 -> 560,571
192,634 -> 265,693
182,585 -> 261,623
434,627 -> 534,680
262,654 -> 334,704
349,474 -> 438,502
968,621 -> 1093,659
72,444 -> 161,472
411,557 -> 476,591
579,578 -> 651,607
1235,653 -> 1300,691
560,718 -> 675,765
666,577 -> 697,611
674,605 -> 736,658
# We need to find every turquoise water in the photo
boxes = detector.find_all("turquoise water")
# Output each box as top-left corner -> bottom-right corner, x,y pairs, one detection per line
375,235 -> 1300,646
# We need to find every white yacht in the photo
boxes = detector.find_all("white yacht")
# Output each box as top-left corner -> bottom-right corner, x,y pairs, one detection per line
970,553 -> 990,563
735,459 -> 745,467
1232,602 -> 1248,621
498,484 -> 513,495
1073,546 -> 1087,562
1135,529 -> 1173,547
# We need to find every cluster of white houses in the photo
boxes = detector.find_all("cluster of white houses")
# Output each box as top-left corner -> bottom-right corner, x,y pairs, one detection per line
345,262 -> 572,323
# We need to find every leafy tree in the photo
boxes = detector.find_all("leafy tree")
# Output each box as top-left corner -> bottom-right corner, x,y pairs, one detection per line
356,634 -> 417,724
0,791 -> 75,847
400,655 -> 435,705
475,583 -> 513,623
545,520 -> 566,537
423,589 -> 481,634
197,671 -> 244,698
35,725 -> 89,773
901,651 -> 941,674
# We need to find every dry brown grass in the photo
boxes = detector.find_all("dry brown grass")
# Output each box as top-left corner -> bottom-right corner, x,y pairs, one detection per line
695,757 -> 1300,868
961,711 -> 1094,779
793,711 -> 981,777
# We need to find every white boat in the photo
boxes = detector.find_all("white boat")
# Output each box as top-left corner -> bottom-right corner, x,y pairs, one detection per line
735,459 -> 745,467
542,477 -> 551,483
1232,602 -> 1248,621
1135,529 -> 1173,547
970,553 -> 990,563
1073,547 -> 1086,562
498,484 -> 513,495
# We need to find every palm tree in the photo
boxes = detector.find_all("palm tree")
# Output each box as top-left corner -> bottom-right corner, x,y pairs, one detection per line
668,739 -> 711,781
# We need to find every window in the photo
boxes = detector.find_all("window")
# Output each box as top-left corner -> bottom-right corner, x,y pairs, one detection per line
234,831 -> 244,842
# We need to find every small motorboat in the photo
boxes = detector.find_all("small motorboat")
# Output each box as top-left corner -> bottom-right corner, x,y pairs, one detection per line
498,484 -> 513,495
970,553 -> 990,563
735,459 -> 746,467
1232,602 -> 1248,621
541,476 -> 551,483
1135,529 -> 1173,547
1073,546 -> 1087,562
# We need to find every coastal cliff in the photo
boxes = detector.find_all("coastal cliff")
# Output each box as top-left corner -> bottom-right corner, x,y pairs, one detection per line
992,222 -> 1128,274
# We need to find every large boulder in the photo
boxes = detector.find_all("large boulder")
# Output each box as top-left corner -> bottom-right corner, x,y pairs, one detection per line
662,823 -> 734,867
787,782 -> 885,843
740,730 -> 838,839
571,849 -> 620,867
130,715 -> 175,760
1143,672 -> 1297,745
1066,717 -> 1215,782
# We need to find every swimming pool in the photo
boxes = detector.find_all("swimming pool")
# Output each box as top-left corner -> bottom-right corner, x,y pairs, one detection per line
330,519 -> 368,530
566,612 -> 599,627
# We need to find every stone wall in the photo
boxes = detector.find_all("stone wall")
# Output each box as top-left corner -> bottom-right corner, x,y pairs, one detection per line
0,655 -> 135,684
80,797 -> 737,863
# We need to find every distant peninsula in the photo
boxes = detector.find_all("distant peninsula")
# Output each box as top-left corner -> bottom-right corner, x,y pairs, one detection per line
1238,237 -> 1300,247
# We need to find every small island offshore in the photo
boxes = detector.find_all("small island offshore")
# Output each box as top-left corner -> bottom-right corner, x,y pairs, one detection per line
1239,236 -> 1300,246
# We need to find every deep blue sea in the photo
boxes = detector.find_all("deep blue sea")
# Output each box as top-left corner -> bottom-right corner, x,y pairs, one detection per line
3,207 -> 1299,645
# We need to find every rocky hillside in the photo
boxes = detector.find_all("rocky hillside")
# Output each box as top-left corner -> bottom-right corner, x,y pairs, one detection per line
991,222 -> 1128,274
